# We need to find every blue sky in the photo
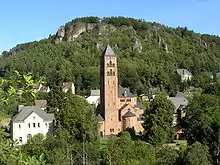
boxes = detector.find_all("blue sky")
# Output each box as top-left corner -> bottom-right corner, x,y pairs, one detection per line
0,0 -> 219,52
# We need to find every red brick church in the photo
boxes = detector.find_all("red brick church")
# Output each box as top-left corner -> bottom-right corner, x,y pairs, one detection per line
98,45 -> 144,136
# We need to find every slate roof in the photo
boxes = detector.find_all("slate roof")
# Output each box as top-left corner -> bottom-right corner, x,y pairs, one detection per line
134,102 -> 144,109
11,106 -> 55,122
102,45 -> 115,56
216,72 -> 220,78
123,111 -> 136,118
91,90 -> 100,96
97,114 -> 104,121
118,85 -> 135,98
168,97 -> 188,111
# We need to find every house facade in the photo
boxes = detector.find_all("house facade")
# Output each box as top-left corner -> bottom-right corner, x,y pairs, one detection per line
177,69 -> 192,81
98,45 -> 144,136
34,84 -> 51,93
86,90 -> 100,107
10,106 -> 54,145
62,82 -> 75,94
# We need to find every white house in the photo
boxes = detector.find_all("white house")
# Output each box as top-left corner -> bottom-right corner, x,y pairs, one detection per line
61,82 -> 75,94
168,96 -> 188,126
34,84 -> 51,93
10,105 -> 54,145
86,90 -> 100,107
177,69 -> 192,81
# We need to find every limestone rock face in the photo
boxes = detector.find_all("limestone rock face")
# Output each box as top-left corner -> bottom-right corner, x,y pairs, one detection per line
57,26 -> 65,41
55,22 -> 116,42
132,37 -> 142,53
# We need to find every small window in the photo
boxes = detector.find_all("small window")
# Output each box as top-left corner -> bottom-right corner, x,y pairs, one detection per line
120,99 -> 125,102
19,137 -> 22,142
38,123 -> 40,128
28,123 -> 30,128
33,116 -> 35,120
27,134 -> 31,139
126,99 -> 131,102
110,128 -> 114,132
19,124 -> 21,129
45,123 -> 48,127
100,131 -> 103,137
33,123 -> 36,128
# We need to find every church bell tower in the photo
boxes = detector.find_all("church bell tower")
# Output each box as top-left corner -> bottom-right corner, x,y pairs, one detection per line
100,45 -> 119,135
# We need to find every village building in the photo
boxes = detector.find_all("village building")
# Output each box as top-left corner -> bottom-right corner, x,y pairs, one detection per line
177,69 -> 192,81
168,96 -> 189,139
10,105 -> 54,145
61,82 -> 75,94
33,84 -> 50,93
86,89 -> 100,107
98,45 -> 144,136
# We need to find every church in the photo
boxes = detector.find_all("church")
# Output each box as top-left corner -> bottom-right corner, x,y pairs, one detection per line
98,45 -> 144,136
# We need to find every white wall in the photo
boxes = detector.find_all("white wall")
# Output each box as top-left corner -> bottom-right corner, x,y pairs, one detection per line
11,112 -> 53,145
182,75 -> 192,81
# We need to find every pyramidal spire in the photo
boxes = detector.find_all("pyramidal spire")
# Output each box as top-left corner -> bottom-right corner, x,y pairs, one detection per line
102,45 -> 115,56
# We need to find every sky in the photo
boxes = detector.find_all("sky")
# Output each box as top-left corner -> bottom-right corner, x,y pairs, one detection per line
0,0 -> 219,52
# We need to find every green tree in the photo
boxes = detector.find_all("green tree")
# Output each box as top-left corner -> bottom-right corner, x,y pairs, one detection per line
142,93 -> 175,146
0,71 -> 43,106
0,139 -> 45,165
57,94 -> 99,143
134,140 -> 156,165
180,142 -> 211,165
156,147 -> 179,165
106,132 -> 135,165
184,94 -> 220,164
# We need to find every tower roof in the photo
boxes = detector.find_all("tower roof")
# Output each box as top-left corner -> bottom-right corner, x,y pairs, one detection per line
102,45 -> 115,56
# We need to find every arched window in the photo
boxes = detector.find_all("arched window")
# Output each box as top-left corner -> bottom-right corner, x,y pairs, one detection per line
110,69 -> 113,76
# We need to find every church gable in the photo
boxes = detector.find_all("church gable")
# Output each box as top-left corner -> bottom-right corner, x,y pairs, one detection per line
118,104 -> 138,121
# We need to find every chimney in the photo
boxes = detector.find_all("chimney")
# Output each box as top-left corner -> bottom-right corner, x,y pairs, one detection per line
18,105 -> 24,112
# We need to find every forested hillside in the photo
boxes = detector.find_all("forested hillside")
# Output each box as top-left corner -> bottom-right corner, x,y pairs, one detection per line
1,16 -> 220,95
